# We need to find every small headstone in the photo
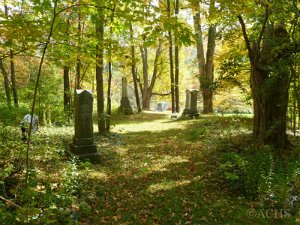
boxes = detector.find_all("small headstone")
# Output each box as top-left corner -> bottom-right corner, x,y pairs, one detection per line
68,90 -> 98,159
163,102 -> 169,111
157,102 -> 163,111
119,77 -> 133,115
183,89 -> 199,117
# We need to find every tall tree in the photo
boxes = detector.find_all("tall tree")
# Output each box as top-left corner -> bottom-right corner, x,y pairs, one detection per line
174,0 -> 180,113
5,4 -> 18,108
63,65 -> 70,114
167,0 -> 175,113
63,19 -> 71,116
9,50 -> 18,108
236,1 -> 300,149
0,59 -> 11,108
130,23 -> 142,113
193,0 -> 217,114
140,42 -> 163,110
106,4 -> 116,131
95,1 -> 106,134
76,0 -> 82,89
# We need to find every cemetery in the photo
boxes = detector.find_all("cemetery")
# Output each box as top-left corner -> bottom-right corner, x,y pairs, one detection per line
1,1 -> 300,224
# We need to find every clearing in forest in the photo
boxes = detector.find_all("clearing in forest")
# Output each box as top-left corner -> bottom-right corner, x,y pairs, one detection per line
1,112 -> 299,225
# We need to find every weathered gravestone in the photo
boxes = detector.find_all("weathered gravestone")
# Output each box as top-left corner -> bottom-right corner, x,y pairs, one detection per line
163,102 -> 169,111
157,102 -> 169,111
68,90 -> 98,158
157,102 -> 163,111
119,77 -> 133,115
183,89 -> 199,117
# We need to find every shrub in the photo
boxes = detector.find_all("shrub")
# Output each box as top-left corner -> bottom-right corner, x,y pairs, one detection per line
218,144 -> 300,215
0,103 -> 29,126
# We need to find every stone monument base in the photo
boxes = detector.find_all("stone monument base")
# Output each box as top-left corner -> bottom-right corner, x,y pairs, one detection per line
67,143 -> 99,159
119,106 -> 133,115
119,97 -> 133,115
183,109 -> 200,118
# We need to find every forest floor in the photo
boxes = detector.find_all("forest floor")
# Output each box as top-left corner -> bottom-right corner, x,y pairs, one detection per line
91,112 -> 251,224
1,111 -> 300,224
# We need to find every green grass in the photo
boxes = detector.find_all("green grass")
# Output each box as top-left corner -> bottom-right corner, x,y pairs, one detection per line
1,112 -> 300,224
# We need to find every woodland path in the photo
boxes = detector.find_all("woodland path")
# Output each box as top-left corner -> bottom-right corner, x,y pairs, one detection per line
84,112 -> 252,224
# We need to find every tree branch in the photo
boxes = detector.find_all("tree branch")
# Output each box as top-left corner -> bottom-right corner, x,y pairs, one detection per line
149,43 -> 162,92
0,196 -> 21,209
238,15 -> 252,60
257,4 -> 269,50
152,92 -> 171,96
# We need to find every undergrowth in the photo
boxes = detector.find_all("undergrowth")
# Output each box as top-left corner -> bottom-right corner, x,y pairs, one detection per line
216,133 -> 300,219
1,113 -> 299,224
0,126 -> 92,224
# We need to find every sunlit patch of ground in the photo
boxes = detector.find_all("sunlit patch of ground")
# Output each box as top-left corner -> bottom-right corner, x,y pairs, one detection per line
111,110 -> 190,133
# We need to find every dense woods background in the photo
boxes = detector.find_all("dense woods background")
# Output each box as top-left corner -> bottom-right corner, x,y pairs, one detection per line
1,0 -> 300,147
0,0 -> 300,224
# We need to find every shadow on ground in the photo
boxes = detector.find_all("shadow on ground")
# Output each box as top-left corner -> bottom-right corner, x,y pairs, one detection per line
74,113 -> 296,225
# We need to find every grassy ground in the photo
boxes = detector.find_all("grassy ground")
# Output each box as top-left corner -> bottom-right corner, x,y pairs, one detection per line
1,111 -> 300,224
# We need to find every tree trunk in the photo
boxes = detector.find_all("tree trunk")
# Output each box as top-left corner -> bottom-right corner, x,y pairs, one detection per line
4,5 -> 17,108
106,26 -> 113,131
0,59 -> 11,108
239,13 -> 291,150
130,23 -> 141,113
76,59 -> 81,89
140,46 -> 149,110
106,60 -> 112,131
250,62 -> 290,149
174,0 -> 180,113
193,4 -> 205,80
10,50 -> 18,108
193,1 -> 216,114
254,23 -> 290,149
63,66 -> 70,113
167,0 -> 175,113
96,3 -> 106,135
63,19 -> 71,119
140,43 -> 162,110
289,61 -> 297,136
202,0 -> 216,114
106,5 -> 116,131
76,0 -> 81,89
